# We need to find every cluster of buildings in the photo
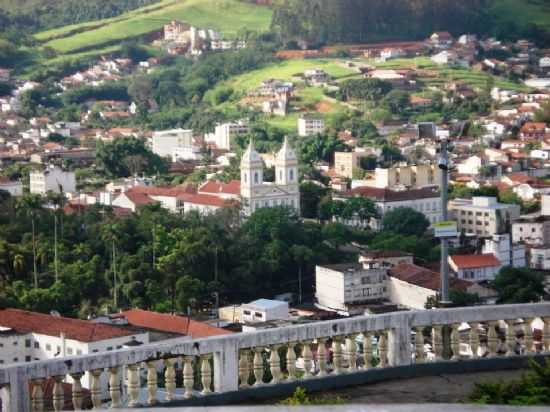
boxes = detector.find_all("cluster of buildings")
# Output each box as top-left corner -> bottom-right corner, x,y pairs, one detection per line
160,20 -> 246,56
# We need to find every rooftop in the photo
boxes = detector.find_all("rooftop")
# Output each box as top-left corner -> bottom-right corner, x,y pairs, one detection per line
0,308 -> 134,342
450,254 -> 501,269
341,187 -> 439,202
244,299 -> 288,310
389,263 -> 471,292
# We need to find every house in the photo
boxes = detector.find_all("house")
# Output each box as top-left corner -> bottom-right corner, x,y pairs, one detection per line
372,165 -> 441,189
29,165 -> 76,195
449,197 -> 521,236
513,213 -> 550,246
431,51 -> 457,65
520,122 -> 547,140
298,115 -> 325,137
114,309 -> 231,339
449,254 -> 502,282
457,155 -> 484,175
335,186 -> 442,228
429,31 -> 454,48
241,299 -> 289,324
315,256 -> 390,314
304,68 -> 330,86
539,56 -> 550,69
528,245 -> 550,270
388,262 -> 474,310
481,233 -> 526,268
0,177 -> 23,196
152,129 -> 193,158
334,151 -> 370,179
410,95 -> 433,108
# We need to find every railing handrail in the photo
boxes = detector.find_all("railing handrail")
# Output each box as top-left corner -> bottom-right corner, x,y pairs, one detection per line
0,302 -> 549,385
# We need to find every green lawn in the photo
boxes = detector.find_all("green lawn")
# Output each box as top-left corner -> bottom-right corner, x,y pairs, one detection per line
37,0 -> 272,54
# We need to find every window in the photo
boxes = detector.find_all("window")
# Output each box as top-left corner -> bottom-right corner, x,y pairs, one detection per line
0,360 -> 3,364
279,171 -> 283,181
25,339 -> 31,348
0,343 -> 3,348
13,358 -> 18,362
361,277 -> 370,285
13,341 -> 18,346
289,169 -> 294,181
243,174 -> 247,183
25,356 -> 31,362
116,346 -> 122,350
46,344 -> 51,351
67,348 -> 73,355
92,349 -> 99,353
106,347 -> 113,351
76,350 -> 82,355
254,172 -> 259,184
254,312 -> 263,318
34,342 -> 39,349
56,346 -> 60,353
243,310 -> 251,315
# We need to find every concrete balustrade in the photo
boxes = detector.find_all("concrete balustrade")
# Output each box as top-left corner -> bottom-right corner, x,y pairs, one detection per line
1,303 -> 550,411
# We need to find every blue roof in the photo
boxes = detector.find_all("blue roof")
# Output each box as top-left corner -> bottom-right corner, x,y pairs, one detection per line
247,299 -> 287,310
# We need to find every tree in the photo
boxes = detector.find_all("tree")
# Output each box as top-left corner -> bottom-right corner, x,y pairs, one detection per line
383,90 -> 410,115
491,267 -> 545,304
382,207 -> 430,236
300,182 -> 328,219
128,75 -> 154,107
16,194 -> 43,288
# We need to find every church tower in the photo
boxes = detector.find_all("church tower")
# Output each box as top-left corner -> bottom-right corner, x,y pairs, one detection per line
275,136 -> 300,212
240,139 -> 263,200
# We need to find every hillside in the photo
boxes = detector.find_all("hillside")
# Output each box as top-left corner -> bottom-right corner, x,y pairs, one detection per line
34,0 -> 273,58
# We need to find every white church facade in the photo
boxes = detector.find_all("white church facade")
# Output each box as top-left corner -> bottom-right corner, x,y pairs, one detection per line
240,137 -> 300,216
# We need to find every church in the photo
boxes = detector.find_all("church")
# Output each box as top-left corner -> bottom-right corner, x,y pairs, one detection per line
240,137 -> 300,216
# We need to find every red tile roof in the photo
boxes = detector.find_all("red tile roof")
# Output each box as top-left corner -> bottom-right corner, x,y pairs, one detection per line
450,254 -> 501,269
342,186 -> 439,202
123,191 -> 156,206
117,309 -> 232,338
0,309 -> 134,342
179,193 -> 236,208
521,122 -> 546,133
199,180 -> 241,196
131,185 -> 197,197
389,263 -> 471,292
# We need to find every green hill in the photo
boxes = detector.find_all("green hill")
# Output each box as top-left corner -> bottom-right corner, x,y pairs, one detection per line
34,0 -> 272,58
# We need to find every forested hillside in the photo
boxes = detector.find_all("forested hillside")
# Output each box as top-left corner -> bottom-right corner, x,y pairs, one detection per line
0,0 -> 158,32
270,0 -> 550,46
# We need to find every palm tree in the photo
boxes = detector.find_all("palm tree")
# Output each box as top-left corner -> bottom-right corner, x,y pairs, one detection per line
101,222 -> 121,309
12,254 -> 24,275
46,191 -> 66,282
16,194 -> 43,288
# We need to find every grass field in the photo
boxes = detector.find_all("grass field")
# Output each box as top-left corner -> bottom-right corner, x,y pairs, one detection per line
491,0 -> 550,30
36,0 -> 272,55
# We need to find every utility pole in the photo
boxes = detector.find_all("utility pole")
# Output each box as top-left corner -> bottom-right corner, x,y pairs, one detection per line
439,137 -> 451,305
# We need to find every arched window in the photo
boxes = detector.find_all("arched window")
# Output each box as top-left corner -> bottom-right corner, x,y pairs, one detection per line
244,173 -> 247,183
279,171 -> 283,181
289,169 -> 294,181
254,172 -> 259,184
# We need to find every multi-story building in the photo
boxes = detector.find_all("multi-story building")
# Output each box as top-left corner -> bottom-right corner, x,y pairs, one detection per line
528,246 -> 550,270
164,20 -> 187,42
298,115 -> 325,137
152,129 -> 193,158
482,233 -> 526,268
335,186 -> 442,229
240,137 -> 300,216
373,165 -> 441,189
449,197 -> 521,236
29,165 -> 76,195
512,215 -> 550,246
207,121 -> 249,151
334,151 -> 370,179
449,254 -> 502,282
315,256 -> 389,314
240,299 -> 289,324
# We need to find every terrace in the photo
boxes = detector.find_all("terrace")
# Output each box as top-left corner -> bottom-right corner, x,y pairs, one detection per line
1,303 -> 549,411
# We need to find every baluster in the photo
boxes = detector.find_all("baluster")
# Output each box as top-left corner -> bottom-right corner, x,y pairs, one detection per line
286,343 -> 297,381
432,326 -> 443,361
253,348 -> 264,386
201,355 -> 213,394
317,339 -> 328,377
127,364 -> 140,407
90,369 -> 103,410
145,360 -> 158,405
164,358 -> 177,402
543,317 -> 550,353
108,367 -> 121,408
302,341 -> 313,378
269,345 -> 281,383
506,320 -> 516,357
183,356 -> 195,399
414,327 -> 425,364
451,324 -> 461,361
363,333 -> 373,370
31,379 -> 44,412
469,323 -> 480,359
332,338 -> 343,374
345,335 -> 358,372
487,321 -> 498,357
52,376 -> 64,412
70,373 -> 83,411
379,332 -> 388,368
523,318 -> 534,354
239,350 -> 251,389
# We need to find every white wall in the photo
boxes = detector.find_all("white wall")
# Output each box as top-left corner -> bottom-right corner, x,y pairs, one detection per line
387,277 -> 433,310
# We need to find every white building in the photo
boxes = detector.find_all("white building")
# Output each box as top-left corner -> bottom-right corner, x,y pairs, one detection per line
482,233 -> 526,268
335,186 -> 442,229
315,257 -> 389,314
0,177 -> 23,196
29,165 -> 76,195
152,129 -> 193,158
206,121 -> 249,151
240,137 -> 300,216
298,115 -> 325,137
513,216 -> 550,246
457,155 -> 483,175
241,299 -> 289,324
449,197 -> 521,236
0,308 -> 149,395
529,246 -> 550,270
449,254 -> 502,282
539,56 -> 550,69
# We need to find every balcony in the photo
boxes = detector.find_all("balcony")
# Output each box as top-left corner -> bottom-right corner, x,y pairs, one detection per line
0,303 -> 549,411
